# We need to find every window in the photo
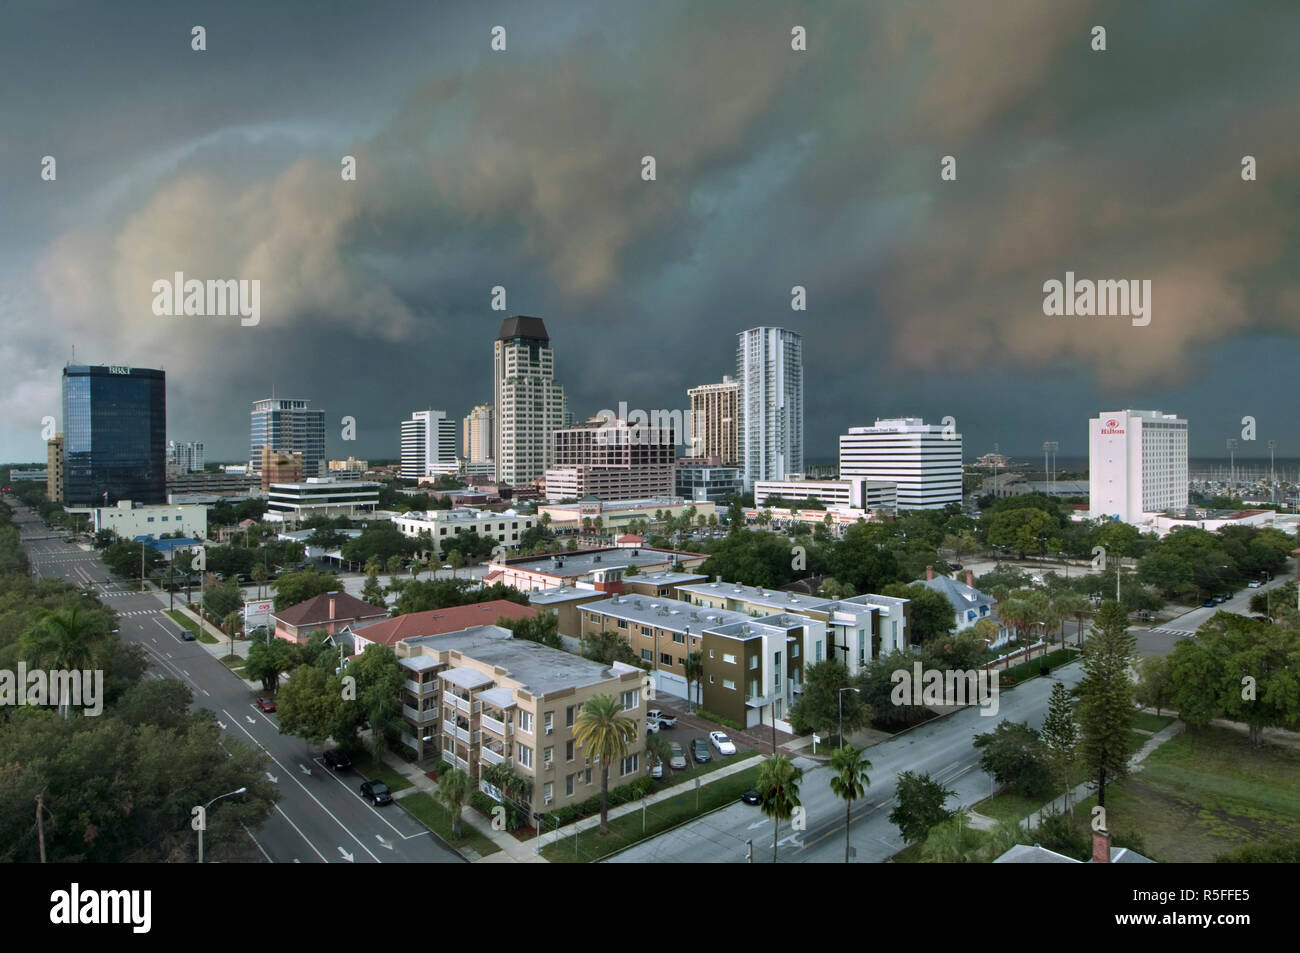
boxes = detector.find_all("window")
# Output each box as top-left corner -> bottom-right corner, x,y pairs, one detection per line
566,740 -> 575,761
160,516 -> 168,522
640,648 -> 652,661
749,655 -> 758,670
709,675 -> 714,684
709,650 -> 715,659
792,644 -> 799,658
858,631 -> 867,665
642,625 -> 654,637
748,678 -> 758,697
815,641 -> 823,662
544,782 -> 553,802
722,653 -> 736,664
672,632 -> 684,644
517,711 -> 534,733
617,619 -> 628,630
619,689 -> 639,710
147,517 -> 154,523
543,711 -> 554,733
565,705 -> 575,727
723,679 -> 736,691
620,754 -> 639,776
516,744 -> 533,768
660,652 -> 673,666
585,769 -> 592,785
544,746 -> 553,764
566,774 -> 574,796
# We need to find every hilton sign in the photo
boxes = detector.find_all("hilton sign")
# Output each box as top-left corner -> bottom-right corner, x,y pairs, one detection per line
1099,417 -> 1126,435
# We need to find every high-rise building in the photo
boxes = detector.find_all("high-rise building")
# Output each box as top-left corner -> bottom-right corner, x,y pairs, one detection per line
1089,409 -> 1188,524
839,418 -> 963,510
167,440 -> 205,472
545,416 -> 677,502
463,404 -> 494,464
687,376 -> 739,465
62,365 -> 167,506
401,410 -> 459,480
493,316 -> 566,486
250,398 -> 325,478
46,434 -> 64,503
736,327 -> 803,490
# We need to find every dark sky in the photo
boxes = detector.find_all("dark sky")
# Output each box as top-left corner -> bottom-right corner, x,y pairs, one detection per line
2,0 -> 1298,465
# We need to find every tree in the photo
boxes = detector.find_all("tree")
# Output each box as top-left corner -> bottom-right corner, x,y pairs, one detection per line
881,583 -> 955,646
580,629 -> 644,668
919,810 -> 981,863
789,659 -> 867,738
683,650 -> 705,712
447,550 -> 464,577
250,563 -> 268,598
22,607 -> 103,717
828,523 -> 901,594
437,768 -> 473,839
1135,655 -> 1174,717
572,694 -> 638,835
972,720 -> 1053,799
644,732 -> 672,776
203,579 -> 243,621
1076,600 -> 1136,807
1041,681 -> 1079,815
498,613 -> 562,650
889,771 -> 956,846
362,572 -> 387,608
986,507 -> 1059,559
828,745 -> 871,863
271,569 -> 341,611
756,753 -> 803,863
274,664 -> 341,744
243,636 -> 297,691
857,651 -> 929,728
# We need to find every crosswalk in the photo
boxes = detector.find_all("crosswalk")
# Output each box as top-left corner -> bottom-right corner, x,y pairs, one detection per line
118,608 -> 160,618
1148,626 -> 1196,639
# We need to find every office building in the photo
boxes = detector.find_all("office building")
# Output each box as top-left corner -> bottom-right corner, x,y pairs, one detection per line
260,447 -> 303,491
463,404 -> 493,464
62,365 -> 167,506
544,416 -> 677,502
250,398 -> 326,479
535,497 -> 716,535
1089,409 -> 1189,524
92,499 -> 208,540
687,376 -> 739,464
264,479 -> 381,521
46,435 -> 63,503
401,410 -> 458,479
493,316 -> 566,486
755,476 -> 897,512
675,459 -> 743,504
736,328 -> 803,490
167,440 -> 204,473
393,625 -> 646,813
839,418 -> 963,510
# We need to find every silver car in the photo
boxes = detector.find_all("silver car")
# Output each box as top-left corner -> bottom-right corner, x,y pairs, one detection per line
668,742 -> 687,770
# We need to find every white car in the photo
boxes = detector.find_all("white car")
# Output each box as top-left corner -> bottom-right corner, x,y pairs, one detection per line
646,709 -> 676,728
709,731 -> 737,755
646,718 -> 661,734
1247,580 -> 1262,589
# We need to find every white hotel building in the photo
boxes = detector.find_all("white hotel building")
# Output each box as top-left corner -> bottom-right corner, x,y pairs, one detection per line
839,418 -> 963,510
401,410 -> 459,479
1089,409 -> 1188,525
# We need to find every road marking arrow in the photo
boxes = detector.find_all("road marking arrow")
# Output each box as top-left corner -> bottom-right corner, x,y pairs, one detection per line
266,773 -> 278,783
299,763 -> 313,776
217,720 -> 227,730
376,835 -> 393,850
337,847 -> 354,863
246,715 -> 256,725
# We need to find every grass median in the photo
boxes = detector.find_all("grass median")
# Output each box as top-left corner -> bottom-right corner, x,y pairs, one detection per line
542,763 -> 762,863
400,791 -> 501,858
164,609 -> 218,643
353,753 -> 413,794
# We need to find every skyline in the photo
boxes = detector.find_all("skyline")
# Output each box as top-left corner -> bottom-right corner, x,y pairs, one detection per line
3,0 -> 1299,464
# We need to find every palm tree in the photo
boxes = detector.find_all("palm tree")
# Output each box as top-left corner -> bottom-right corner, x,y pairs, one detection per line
436,768 -> 473,839
573,694 -> 639,834
23,607 -> 100,718
756,753 -> 803,863
919,810 -> 977,862
683,651 -> 704,712
250,563 -> 268,599
828,745 -> 872,862
644,732 -> 672,776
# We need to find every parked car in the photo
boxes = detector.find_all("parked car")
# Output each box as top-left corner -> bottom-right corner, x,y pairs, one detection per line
323,749 -> 352,771
1201,599 -> 1216,608
1214,593 -> 1230,604
740,788 -> 762,806
649,759 -> 663,779
690,737 -> 711,763
668,742 -> 687,770
646,718 -> 661,734
646,709 -> 676,728
709,731 -> 737,755
181,630 -> 197,642
1248,580 -> 1263,589
254,696 -> 277,713
360,780 -> 393,806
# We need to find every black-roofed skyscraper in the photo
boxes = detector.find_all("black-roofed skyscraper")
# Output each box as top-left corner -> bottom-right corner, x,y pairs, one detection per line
493,316 -> 566,486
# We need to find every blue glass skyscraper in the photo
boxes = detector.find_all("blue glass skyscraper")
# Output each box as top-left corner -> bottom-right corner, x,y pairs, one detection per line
62,365 -> 167,505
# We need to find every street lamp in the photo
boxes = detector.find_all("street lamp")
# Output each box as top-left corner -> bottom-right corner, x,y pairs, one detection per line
838,687 -> 859,747
197,786 -> 247,863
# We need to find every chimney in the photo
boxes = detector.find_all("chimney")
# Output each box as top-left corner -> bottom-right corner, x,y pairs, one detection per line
329,596 -> 336,620
966,570 -> 974,587
925,565 -> 934,581
1091,828 -> 1111,864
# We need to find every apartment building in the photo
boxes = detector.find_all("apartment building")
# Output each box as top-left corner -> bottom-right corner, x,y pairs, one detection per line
46,434 -> 63,503
393,625 -> 646,814
687,376 -> 739,464
463,404 -> 493,464
737,327 -> 804,489
531,569 -> 709,638
167,440 -> 205,472
488,546 -> 709,592
391,507 -> 535,554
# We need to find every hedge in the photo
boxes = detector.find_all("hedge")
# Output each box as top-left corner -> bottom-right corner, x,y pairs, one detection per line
693,708 -> 744,731
543,775 -> 655,826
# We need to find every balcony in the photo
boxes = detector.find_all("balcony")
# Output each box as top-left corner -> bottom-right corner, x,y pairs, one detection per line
444,750 -> 469,772
480,745 -> 509,767
445,723 -> 478,745
405,679 -> 438,697
480,713 -> 508,737
403,705 -> 438,725
449,694 -> 480,715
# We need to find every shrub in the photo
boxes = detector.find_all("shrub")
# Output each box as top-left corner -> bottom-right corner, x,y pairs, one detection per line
693,708 -> 744,732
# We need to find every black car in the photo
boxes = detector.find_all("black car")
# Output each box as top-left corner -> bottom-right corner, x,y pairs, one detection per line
741,789 -> 762,806
323,749 -> 352,772
690,737 -> 711,764
181,630 -> 197,642
360,781 -> 393,806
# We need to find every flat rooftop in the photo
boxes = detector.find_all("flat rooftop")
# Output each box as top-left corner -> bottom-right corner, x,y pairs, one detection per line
581,596 -> 751,632
502,547 -> 703,577
678,580 -> 908,618
403,624 -> 621,696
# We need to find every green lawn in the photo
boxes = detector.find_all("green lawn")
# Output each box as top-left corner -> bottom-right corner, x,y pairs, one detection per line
353,753 -> 413,794
220,655 -> 246,670
164,609 -> 217,643
400,791 -> 501,858
542,764 -> 762,863
656,749 -> 758,792
1077,726 -> 1300,862
1132,711 -> 1176,734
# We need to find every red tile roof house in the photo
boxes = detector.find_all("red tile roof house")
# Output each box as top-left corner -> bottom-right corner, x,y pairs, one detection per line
345,600 -> 537,651
272,591 -> 388,644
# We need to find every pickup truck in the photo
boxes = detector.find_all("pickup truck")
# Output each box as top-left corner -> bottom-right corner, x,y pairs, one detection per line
646,709 -> 676,728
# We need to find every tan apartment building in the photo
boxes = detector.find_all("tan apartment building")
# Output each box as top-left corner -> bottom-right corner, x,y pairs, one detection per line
46,434 -> 64,503
687,376 -> 739,464
394,625 -> 647,815
529,570 -> 707,638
